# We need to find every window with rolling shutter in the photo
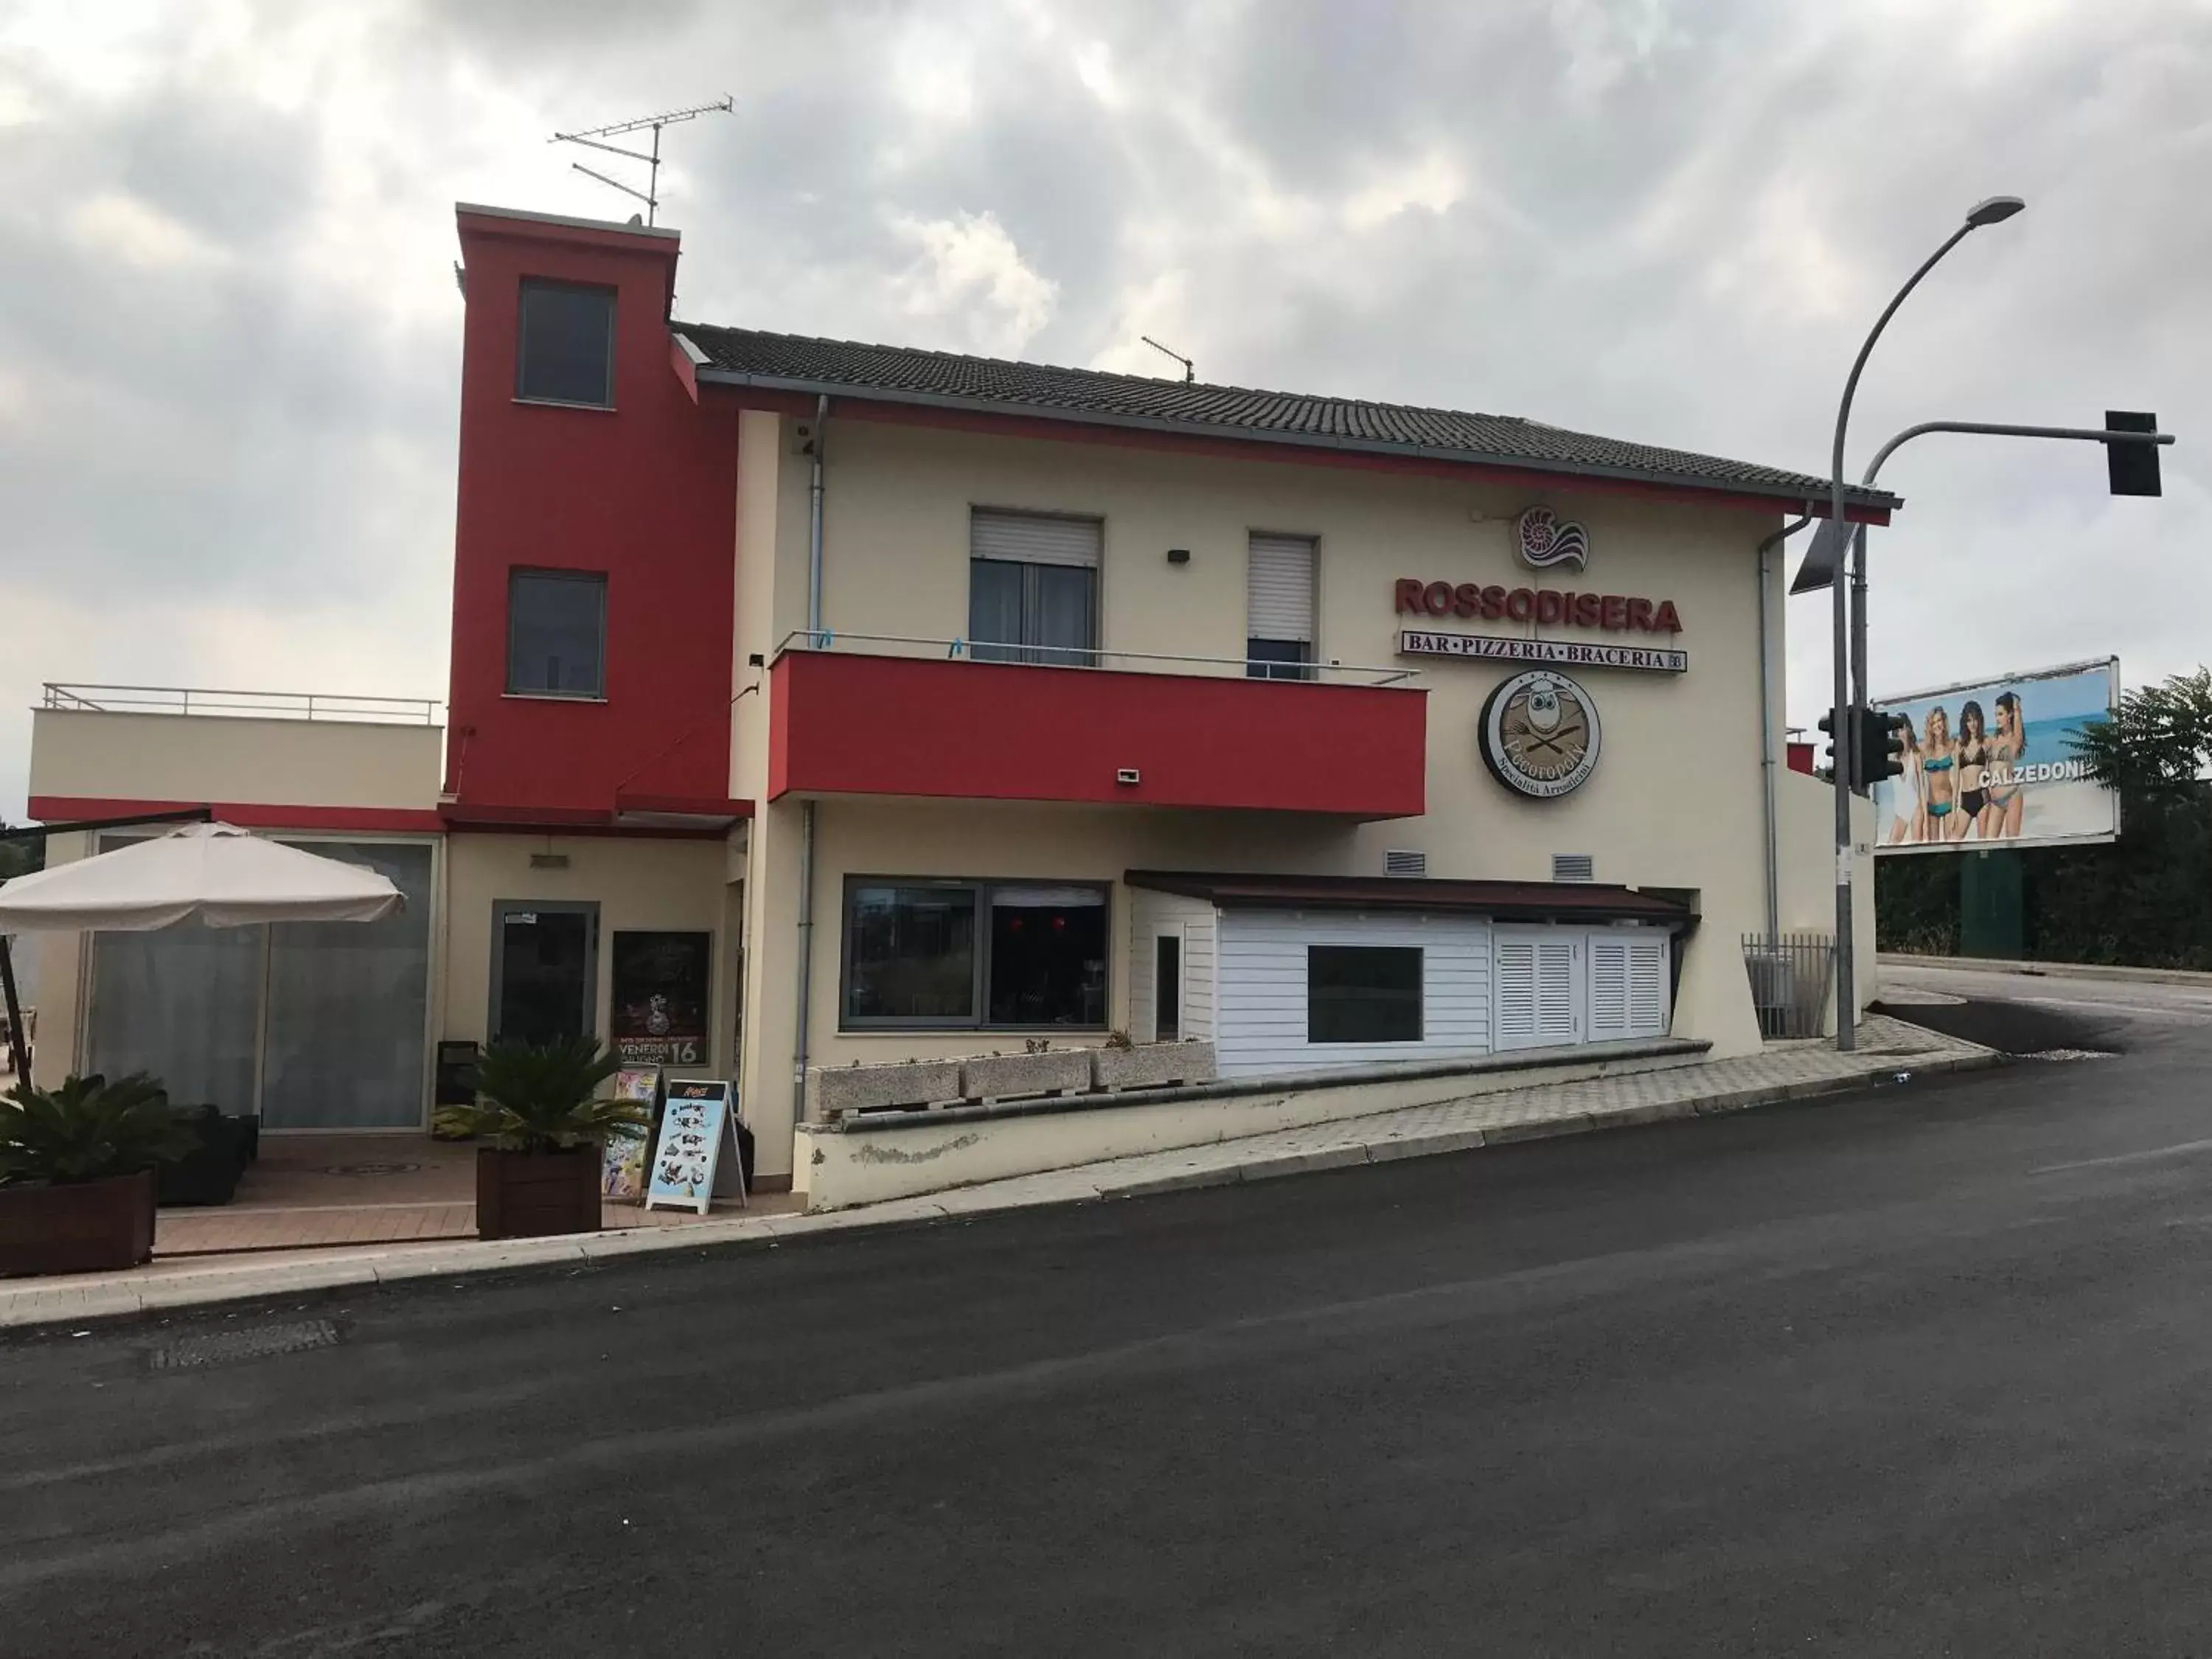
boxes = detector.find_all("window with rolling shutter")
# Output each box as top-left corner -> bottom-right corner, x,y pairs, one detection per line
969,509 -> 1102,666
1247,532 -> 1316,680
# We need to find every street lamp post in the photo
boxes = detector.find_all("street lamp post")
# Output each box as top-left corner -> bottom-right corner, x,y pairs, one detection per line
1827,195 -> 2025,1051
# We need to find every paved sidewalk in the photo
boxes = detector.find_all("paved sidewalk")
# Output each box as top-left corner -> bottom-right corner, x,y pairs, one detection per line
0,1015 -> 1994,1330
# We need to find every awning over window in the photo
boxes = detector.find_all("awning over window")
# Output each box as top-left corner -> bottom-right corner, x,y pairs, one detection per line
1123,870 -> 1694,928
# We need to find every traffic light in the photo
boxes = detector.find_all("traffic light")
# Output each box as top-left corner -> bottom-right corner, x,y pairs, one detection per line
1858,707 -> 1907,787
1818,708 -> 1841,782
2107,410 -> 2163,498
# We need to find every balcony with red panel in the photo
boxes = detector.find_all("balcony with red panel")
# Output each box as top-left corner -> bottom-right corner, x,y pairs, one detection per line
766,639 -> 1428,819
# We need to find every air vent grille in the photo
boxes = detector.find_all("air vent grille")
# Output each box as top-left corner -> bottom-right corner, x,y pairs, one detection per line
1384,849 -> 1427,878
1551,853 -> 1595,883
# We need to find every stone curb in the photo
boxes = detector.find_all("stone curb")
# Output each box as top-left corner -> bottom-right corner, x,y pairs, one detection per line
0,1047 -> 2001,1335
1880,953 -> 2212,988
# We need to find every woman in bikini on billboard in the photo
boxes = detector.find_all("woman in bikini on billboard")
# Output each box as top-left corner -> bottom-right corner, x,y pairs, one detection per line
1984,690 -> 2026,839
1919,706 -> 1958,838
1885,714 -> 1924,846
1954,700 -> 1992,842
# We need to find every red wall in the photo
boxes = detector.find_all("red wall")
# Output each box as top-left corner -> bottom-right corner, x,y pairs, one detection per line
770,650 -> 1428,819
447,210 -> 738,818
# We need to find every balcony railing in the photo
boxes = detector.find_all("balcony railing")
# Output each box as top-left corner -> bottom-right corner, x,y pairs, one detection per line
41,684 -> 442,726
772,632 -> 1420,686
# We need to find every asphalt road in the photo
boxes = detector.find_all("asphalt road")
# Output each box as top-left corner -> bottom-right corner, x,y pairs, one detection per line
10,969 -> 2212,1657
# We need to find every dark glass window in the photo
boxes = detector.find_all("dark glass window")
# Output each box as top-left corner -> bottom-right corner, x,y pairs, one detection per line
969,560 -> 1096,666
1308,945 -> 1423,1043
517,281 -> 615,406
507,570 -> 606,698
843,880 -> 1107,1029
987,886 -> 1107,1026
609,931 -> 712,1067
846,885 -> 978,1021
1155,934 -> 1180,1040
1245,638 -> 1315,681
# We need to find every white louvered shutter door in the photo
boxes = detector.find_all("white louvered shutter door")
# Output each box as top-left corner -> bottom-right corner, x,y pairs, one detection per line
1534,938 -> 1582,1046
1493,937 -> 1538,1049
1248,534 -> 1316,642
1627,935 -> 1670,1037
971,509 -> 1102,567
1587,936 -> 1631,1041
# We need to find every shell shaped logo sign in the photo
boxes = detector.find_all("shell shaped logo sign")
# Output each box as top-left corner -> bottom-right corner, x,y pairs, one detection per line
1516,506 -> 1589,574
1479,669 -> 1602,799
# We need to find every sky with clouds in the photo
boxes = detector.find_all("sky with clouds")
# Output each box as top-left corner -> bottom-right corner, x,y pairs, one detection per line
0,0 -> 2206,817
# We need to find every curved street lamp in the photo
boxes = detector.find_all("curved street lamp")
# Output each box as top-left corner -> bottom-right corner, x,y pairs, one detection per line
1828,196 -> 2025,1051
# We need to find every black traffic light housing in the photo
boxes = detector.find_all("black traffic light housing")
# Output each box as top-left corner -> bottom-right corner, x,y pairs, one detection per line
1857,707 -> 1907,788
1818,707 -> 1840,782
2107,410 -> 2163,498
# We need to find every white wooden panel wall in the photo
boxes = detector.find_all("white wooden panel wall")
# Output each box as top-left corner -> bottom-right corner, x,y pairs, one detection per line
1129,888 -> 1217,1043
1214,910 -> 1492,1077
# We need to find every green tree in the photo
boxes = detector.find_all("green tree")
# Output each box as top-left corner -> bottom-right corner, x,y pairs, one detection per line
0,824 -> 42,883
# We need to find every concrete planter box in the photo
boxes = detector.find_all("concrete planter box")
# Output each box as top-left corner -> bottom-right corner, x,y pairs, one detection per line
1091,1041 -> 1217,1092
959,1049 -> 1093,1102
813,1060 -> 964,1118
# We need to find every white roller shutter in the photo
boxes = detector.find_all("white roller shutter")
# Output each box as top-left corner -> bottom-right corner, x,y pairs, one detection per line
1248,533 -> 1316,642
971,509 -> 1101,568
1627,934 -> 1669,1035
1587,936 -> 1631,1040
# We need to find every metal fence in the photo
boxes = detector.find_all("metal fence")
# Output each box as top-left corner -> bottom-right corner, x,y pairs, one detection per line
42,684 -> 442,725
1741,933 -> 1836,1040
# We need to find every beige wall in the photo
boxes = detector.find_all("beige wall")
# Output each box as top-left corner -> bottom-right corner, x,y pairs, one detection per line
442,832 -> 736,1076
744,418 -> 1826,1088
29,709 -> 443,809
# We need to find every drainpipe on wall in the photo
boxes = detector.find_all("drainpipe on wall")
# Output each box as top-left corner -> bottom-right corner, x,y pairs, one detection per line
1756,512 -> 1812,943
793,397 -> 829,1127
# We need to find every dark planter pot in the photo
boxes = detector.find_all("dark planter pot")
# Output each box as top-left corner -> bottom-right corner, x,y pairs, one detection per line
0,1169 -> 156,1277
475,1145 -> 602,1239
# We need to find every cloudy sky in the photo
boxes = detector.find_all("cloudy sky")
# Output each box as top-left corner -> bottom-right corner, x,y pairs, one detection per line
0,0 -> 2205,816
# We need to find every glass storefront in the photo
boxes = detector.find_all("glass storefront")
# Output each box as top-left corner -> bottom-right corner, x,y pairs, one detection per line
85,839 -> 436,1129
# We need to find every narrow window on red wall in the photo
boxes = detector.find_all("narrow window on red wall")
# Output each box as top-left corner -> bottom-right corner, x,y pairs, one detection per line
516,280 -> 616,407
507,570 -> 608,698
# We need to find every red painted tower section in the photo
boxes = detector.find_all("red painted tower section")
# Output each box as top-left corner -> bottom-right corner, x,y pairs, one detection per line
445,207 -> 738,822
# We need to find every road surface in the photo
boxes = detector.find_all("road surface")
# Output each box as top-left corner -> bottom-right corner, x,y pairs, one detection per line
8,965 -> 2212,1656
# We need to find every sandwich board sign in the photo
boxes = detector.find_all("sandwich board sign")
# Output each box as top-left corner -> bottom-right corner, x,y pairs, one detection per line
644,1079 -> 742,1214
599,1065 -> 662,1203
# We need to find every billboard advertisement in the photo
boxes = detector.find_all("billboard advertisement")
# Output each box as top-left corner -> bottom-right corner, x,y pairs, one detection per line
1872,658 -> 2120,855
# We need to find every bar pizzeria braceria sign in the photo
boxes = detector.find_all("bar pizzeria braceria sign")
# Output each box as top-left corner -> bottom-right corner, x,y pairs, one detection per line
1394,581 -> 1687,675
1401,630 -> 1686,674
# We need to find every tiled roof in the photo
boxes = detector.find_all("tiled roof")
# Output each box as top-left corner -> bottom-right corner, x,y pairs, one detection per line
677,322 -> 1896,513
1122,871 -> 1694,925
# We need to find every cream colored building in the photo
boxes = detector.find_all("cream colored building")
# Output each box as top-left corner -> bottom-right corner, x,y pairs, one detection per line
18,204 -> 1888,1194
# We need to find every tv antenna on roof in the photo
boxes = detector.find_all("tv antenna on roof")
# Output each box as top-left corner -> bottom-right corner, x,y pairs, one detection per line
551,96 -> 734,226
1141,335 -> 1195,383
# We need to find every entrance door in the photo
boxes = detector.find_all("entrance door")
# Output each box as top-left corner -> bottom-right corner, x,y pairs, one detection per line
491,901 -> 599,1048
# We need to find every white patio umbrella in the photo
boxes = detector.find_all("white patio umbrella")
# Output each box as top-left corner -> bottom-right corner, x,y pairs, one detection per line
0,824 -> 403,1079
0,823 -> 403,931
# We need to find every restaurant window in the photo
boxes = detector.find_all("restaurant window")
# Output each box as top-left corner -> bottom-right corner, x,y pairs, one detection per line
1247,532 -> 1316,680
610,931 -> 712,1067
968,509 -> 1100,666
1307,945 -> 1423,1043
844,878 -> 1108,1029
516,279 -> 615,407
507,569 -> 607,698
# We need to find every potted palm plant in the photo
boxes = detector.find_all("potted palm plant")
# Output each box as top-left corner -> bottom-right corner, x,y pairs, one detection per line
0,1072 -> 199,1276
434,1037 -> 649,1239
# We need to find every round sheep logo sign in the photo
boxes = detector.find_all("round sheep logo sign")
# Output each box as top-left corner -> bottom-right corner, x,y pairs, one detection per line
1479,669 -> 1601,799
